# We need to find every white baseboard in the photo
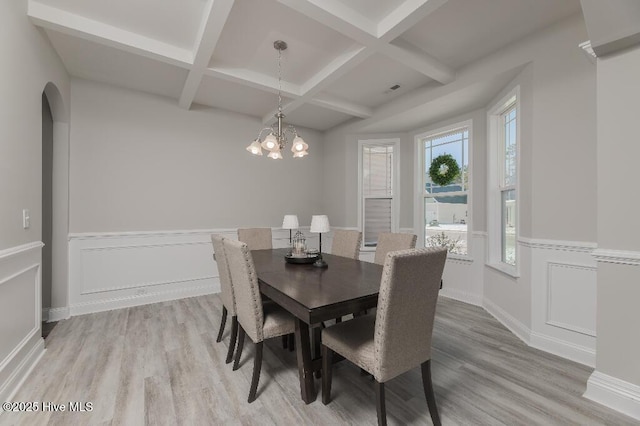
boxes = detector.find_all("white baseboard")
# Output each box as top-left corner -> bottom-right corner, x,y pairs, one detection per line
529,331 -> 595,367
70,282 -> 218,316
584,371 -> 640,421
440,288 -> 483,307
0,332 -> 45,409
47,307 -> 70,322
482,297 -> 531,344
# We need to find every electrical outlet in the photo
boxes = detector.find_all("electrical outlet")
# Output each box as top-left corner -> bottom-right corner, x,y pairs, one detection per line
22,209 -> 30,229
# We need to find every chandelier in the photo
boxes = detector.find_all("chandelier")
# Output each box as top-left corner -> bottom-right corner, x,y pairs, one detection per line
246,40 -> 308,159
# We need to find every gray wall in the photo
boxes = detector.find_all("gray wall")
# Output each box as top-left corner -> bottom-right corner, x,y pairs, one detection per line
0,1 -> 69,250
596,44 -> 640,387
0,0 -> 69,402
69,79 -> 325,233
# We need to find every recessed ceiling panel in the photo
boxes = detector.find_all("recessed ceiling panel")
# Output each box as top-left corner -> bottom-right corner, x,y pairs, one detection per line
333,0 -> 406,23
46,30 -> 188,99
210,0 -> 354,85
285,104 -> 352,131
400,0 -> 582,69
194,74 -> 287,118
324,53 -> 432,108
37,0 -> 207,49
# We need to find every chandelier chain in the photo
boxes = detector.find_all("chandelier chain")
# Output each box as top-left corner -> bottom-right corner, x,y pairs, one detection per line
277,45 -> 282,114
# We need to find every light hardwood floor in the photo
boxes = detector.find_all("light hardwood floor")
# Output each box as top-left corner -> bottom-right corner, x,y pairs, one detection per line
1,295 -> 637,425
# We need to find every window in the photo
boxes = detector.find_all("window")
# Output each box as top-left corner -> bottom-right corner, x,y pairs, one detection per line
488,88 -> 519,273
417,122 -> 470,256
359,139 -> 398,247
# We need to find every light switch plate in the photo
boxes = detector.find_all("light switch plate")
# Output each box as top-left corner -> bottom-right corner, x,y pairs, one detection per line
22,209 -> 30,229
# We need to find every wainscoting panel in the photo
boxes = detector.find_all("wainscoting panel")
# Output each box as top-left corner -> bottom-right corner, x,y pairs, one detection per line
546,262 -> 596,336
0,242 -> 45,405
439,233 -> 486,306
68,228 -> 303,316
527,239 -> 598,366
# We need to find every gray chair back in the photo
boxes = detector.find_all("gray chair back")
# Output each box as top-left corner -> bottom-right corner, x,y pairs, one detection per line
237,228 -> 273,250
373,248 -> 447,382
331,230 -> 362,259
223,238 -> 265,343
373,232 -> 417,265
211,234 -> 235,316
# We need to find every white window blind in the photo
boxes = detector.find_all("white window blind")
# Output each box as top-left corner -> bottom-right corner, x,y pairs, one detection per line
362,144 -> 394,247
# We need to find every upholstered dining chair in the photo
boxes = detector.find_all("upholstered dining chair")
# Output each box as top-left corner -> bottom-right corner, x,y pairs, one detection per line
373,232 -> 417,265
321,248 -> 448,426
331,229 -> 362,259
237,228 -> 273,250
211,234 -> 239,365
222,238 -> 296,403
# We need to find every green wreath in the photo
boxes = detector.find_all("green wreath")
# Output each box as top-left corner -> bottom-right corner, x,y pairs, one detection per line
429,154 -> 460,186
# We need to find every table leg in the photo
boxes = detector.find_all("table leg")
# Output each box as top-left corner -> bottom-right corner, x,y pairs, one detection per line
294,318 -> 316,404
313,325 -> 322,378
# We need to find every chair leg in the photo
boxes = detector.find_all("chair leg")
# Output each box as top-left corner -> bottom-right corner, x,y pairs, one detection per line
248,341 -> 263,403
233,326 -> 245,371
421,360 -> 441,426
225,316 -> 238,364
375,381 -> 387,426
321,345 -> 333,405
216,306 -> 228,343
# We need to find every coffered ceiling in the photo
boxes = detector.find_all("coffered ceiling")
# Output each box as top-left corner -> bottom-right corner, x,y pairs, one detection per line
29,0 -> 582,132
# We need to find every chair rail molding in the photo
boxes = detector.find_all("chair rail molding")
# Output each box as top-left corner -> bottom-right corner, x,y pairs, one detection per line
584,371 -> 640,421
591,248 -> 640,266
518,237 -> 597,253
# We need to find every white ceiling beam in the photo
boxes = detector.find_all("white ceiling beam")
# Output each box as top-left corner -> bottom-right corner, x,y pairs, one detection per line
206,67 -> 301,98
277,0 -> 376,44
300,46 -> 372,95
179,0 -> 236,109
377,0 -> 450,42
309,94 -> 373,118
28,1 -> 192,68
277,0 -> 454,87
261,47 -> 372,124
261,99 -> 305,125
381,39 -> 455,84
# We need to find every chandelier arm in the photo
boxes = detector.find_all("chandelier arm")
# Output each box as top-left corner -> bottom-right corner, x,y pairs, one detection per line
257,127 -> 274,139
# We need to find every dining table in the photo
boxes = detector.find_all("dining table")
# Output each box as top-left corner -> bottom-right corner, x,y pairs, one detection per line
251,248 -> 383,404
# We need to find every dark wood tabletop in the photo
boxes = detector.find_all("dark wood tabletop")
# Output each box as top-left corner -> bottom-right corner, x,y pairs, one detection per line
252,248 -> 383,324
251,248 -> 383,403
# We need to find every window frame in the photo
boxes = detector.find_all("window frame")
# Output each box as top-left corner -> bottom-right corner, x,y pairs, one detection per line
414,120 -> 473,261
357,138 -> 400,251
487,86 -> 520,277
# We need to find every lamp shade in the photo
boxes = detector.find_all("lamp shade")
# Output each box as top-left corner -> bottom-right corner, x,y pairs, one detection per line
246,139 -> 263,155
261,133 -> 278,151
282,214 -> 299,230
310,215 -> 330,233
267,150 -> 283,160
291,136 -> 309,153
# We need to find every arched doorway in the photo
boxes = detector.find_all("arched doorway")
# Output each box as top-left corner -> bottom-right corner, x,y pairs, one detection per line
42,92 -> 54,337
41,82 -> 69,338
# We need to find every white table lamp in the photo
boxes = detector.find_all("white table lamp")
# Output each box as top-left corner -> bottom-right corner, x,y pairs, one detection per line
282,214 -> 299,243
310,215 -> 330,268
